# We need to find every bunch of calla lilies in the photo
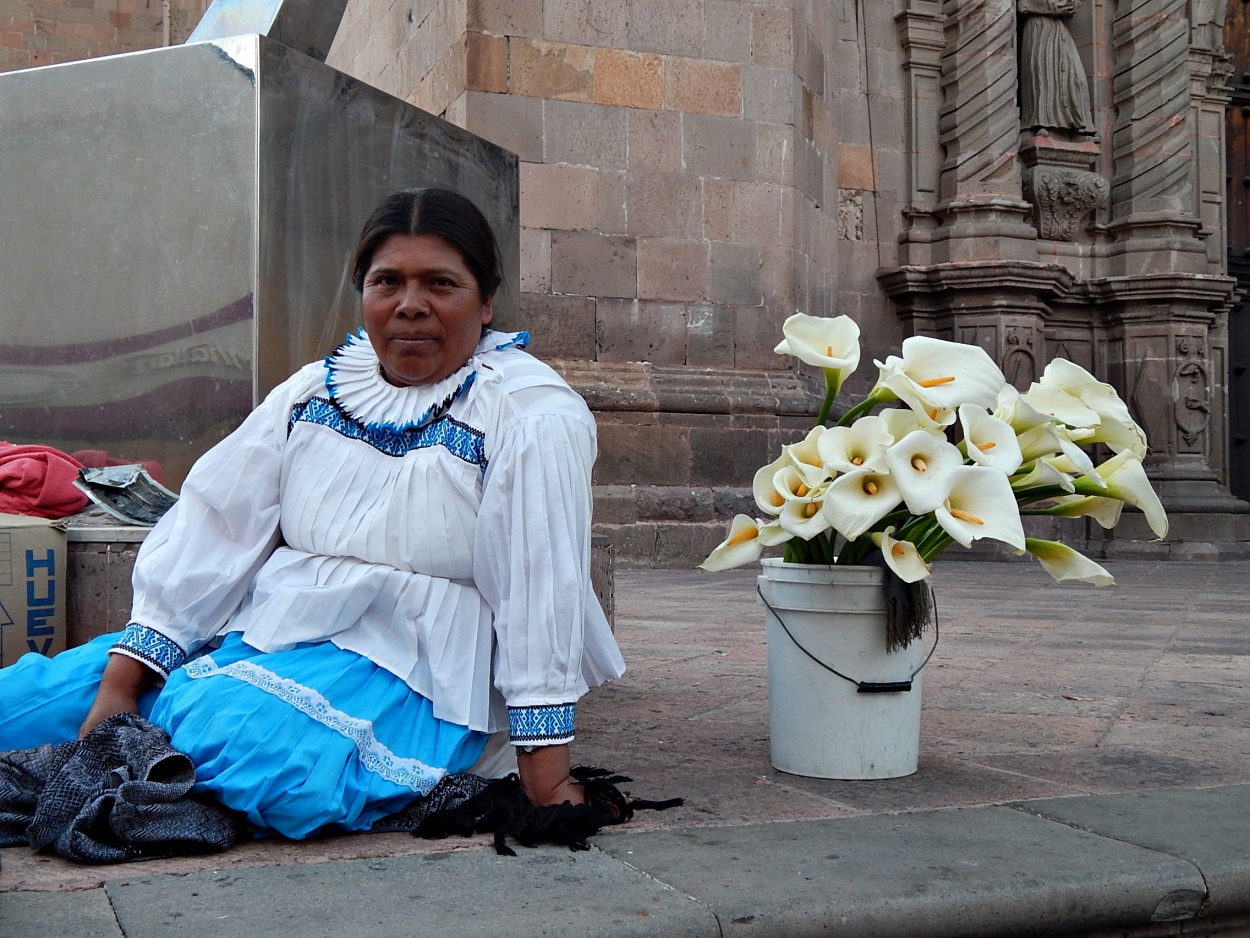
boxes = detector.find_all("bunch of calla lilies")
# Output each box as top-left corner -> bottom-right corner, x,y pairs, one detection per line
700,313 -> 1168,586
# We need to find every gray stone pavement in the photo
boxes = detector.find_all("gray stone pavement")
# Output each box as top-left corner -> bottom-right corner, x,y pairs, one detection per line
2,560 -> 1248,936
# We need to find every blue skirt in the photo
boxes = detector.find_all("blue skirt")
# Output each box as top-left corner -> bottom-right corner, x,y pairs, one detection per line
0,634 -> 488,839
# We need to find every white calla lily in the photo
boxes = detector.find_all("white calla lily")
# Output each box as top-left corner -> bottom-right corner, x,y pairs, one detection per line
1040,359 -> 1147,455
1011,458 -> 1077,494
753,453 -> 794,516
879,406 -> 944,443
1021,382 -> 1100,428
935,466 -> 1026,550
871,526 -> 932,583
1045,494 -> 1123,529
958,404 -> 1023,475
994,384 -> 1052,432
871,335 -> 1006,417
882,429 -> 964,514
784,425 -> 831,488
774,464 -> 821,504
1024,537 -> 1116,586
774,313 -> 862,396
821,469 -> 902,540
1074,450 -> 1168,539
779,486 -> 833,539
816,415 -> 892,474
757,517 -> 793,546
699,515 -> 766,571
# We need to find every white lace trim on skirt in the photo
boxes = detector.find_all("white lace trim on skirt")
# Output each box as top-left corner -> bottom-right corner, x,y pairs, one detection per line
183,656 -> 446,794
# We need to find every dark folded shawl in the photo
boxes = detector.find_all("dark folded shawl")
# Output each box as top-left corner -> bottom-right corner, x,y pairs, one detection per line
0,714 -> 682,863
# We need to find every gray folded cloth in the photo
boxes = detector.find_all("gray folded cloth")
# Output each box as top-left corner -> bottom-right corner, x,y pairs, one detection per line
0,712 -> 243,863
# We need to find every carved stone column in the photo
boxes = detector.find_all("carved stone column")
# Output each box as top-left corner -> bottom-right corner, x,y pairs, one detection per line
1107,0 -> 1207,275
931,0 -> 1038,262
895,0 -> 947,265
1081,275 -> 1245,550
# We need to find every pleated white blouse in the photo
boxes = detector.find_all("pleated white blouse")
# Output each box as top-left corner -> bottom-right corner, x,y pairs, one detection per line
116,329 -> 625,742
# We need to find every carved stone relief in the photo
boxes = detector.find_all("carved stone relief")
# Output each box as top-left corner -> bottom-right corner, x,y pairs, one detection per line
1003,326 -> 1038,388
1017,0 -> 1095,136
1175,335 -> 1211,452
1023,166 -> 1109,239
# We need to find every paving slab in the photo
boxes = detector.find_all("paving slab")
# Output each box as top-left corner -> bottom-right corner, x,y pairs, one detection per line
0,887 -> 123,938
1015,785 -> 1250,917
102,846 -> 719,938
596,807 -> 1206,938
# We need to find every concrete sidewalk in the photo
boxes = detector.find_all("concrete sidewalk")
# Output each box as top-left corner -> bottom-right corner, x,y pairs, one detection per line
3,560 -> 1248,937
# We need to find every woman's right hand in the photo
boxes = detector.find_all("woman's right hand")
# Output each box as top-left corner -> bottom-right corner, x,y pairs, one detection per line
77,654 -> 156,738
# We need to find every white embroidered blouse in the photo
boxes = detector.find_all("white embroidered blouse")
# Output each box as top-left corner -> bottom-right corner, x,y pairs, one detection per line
110,329 -> 626,745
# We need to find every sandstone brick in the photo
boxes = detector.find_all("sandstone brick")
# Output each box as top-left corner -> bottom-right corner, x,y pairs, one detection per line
594,47 -> 662,109
543,0 -> 627,47
634,485 -> 715,522
702,177 -> 735,242
664,56 -> 741,117
838,141 -> 875,190
518,292 -> 596,359
27,48 -> 50,67
520,162 -> 599,230
545,99 -> 628,169
637,238 -> 708,302
509,36 -> 594,102
592,485 -> 639,525
594,422 -> 692,485
466,30 -> 507,93
691,426 -> 770,484
760,244 -> 798,309
520,226 -> 551,293
468,0 -> 541,37
708,241 -> 761,306
463,90 -> 544,162
752,4 -> 792,67
734,305 -> 789,368
628,0 -> 703,57
0,30 -> 20,48
551,230 -> 637,298
683,112 -> 757,181
596,298 -> 688,364
627,172 -> 702,239
756,122 -> 795,185
685,303 -> 735,366
703,0 -> 752,62
598,169 -> 628,233
743,65 -> 796,125
627,108 -> 683,173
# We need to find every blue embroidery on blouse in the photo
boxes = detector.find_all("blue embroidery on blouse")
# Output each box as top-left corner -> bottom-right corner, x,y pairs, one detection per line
495,330 -> 530,351
508,703 -> 576,745
110,623 -> 186,679
289,397 -> 487,468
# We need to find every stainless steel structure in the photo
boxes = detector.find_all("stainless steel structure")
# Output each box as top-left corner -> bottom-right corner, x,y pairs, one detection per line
188,0 -> 350,62
0,36 -> 519,487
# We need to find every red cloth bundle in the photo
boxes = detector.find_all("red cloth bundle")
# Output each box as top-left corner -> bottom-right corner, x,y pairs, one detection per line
0,442 -> 89,519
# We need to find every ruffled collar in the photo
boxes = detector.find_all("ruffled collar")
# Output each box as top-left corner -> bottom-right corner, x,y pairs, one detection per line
324,328 -> 529,430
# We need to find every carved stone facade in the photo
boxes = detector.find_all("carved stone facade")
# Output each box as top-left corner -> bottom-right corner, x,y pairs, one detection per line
7,0 -> 1246,562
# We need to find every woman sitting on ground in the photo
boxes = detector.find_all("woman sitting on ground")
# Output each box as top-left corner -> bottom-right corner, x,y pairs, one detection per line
0,187 -> 625,839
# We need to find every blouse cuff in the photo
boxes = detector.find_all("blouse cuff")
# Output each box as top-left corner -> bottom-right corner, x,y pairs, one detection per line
508,703 -> 575,747
109,623 -> 186,680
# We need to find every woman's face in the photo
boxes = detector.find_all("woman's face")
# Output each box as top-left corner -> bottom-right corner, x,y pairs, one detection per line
361,233 -> 494,387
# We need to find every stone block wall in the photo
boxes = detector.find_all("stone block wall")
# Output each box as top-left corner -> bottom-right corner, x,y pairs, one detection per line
0,0 -> 206,72
326,0 -> 914,567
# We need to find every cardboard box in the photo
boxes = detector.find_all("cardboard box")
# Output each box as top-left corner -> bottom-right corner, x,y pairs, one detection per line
0,513 -> 67,667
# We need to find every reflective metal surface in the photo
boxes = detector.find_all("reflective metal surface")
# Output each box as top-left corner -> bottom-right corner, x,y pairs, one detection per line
0,36 -> 519,488
188,0 -> 350,62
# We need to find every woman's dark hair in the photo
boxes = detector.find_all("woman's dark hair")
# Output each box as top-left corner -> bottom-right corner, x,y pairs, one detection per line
350,188 -> 504,301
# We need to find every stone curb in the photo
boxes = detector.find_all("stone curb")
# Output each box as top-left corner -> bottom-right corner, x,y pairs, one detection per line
3,785 -> 1246,938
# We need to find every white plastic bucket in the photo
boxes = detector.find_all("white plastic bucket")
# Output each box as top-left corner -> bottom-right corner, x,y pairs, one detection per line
758,559 -> 924,780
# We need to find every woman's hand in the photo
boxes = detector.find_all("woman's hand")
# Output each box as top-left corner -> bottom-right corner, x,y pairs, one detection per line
77,654 -> 156,738
515,744 -> 585,807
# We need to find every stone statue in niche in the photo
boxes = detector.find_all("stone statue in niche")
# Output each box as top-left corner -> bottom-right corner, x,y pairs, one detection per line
1017,0 -> 1095,136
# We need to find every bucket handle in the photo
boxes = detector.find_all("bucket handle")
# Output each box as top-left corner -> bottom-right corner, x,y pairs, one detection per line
756,586 -> 940,694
